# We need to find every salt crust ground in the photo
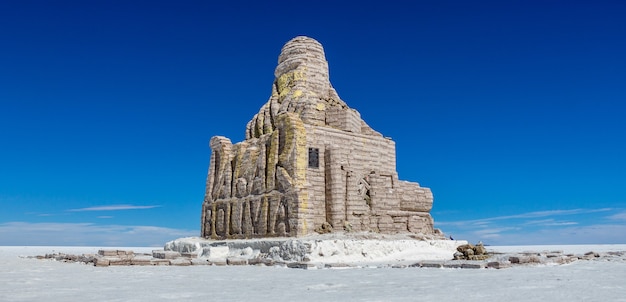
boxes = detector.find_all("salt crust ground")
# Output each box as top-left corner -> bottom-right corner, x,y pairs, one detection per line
1,244 -> 626,302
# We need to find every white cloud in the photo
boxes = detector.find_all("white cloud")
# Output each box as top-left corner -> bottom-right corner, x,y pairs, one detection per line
442,223 -> 626,246
437,208 -> 613,227
504,224 -> 626,245
26,212 -> 70,217
68,204 -> 161,212
607,211 -> 626,221
436,207 -> 624,245
473,227 -> 520,236
523,219 -> 554,225
524,219 -> 578,226
482,208 -> 611,222
467,227 -> 521,240
543,222 -> 579,226
0,222 -> 197,247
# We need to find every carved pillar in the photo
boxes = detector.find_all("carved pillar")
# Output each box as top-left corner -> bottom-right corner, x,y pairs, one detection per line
324,146 -> 347,228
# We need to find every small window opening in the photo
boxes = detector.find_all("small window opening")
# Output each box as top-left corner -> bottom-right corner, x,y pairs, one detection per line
308,148 -> 319,168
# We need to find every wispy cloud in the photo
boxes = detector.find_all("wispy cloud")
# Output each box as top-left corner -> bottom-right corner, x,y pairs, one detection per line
436,207 -> 623,245
477,208 -> 612,222
524,219 -> 578,226
68,204 -> 161,212
0,222 -> 197,246
542,221 -> 579,226
437,208 -> 612,227
501,224 -> 626,245
443,223 -> 626,245
607,211 -> 626,221
25,212 -> 69,217
470,227 -> 521,240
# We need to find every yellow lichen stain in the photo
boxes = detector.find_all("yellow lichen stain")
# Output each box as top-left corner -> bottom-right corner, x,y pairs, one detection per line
246,145 -> 260,175
316,102 -> 326,111
275,113 -> 310,235
292,89 -> 303,99
255,109 -> 265,138
293,127 -> 307,187
276,70 -> 305,100
276,114 -> 294,166
265,131 -> 279,191
263,107 -> 274,134
277,113 -> 308,183
231,143 -> 247,181
292,116 -> 309,235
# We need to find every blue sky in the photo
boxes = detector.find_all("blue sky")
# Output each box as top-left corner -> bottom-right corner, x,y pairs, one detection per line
1,1 -> 625,246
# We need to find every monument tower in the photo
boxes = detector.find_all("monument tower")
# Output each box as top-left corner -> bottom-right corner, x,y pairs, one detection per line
201,36 -> 439,240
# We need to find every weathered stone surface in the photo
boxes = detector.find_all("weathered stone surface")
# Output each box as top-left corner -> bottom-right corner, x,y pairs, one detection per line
98,250 -> 119,257
488,261 -> 512,269
443,262 -> 463,269
474,244 -> 487,255
130,257 -> 152,266
509,255 -> 541,264
200,246 -> 229,261
508,256 -> 523,264
324,263 -> 352,268
150,259 -> 170,266
420,262 -> 444,268
191,258 -> 210,265
226,257 -> 248,266
152,250 -> 181,259
454,243 -> 490,260
108,258 -> 131,266
94,257 -> 110,267
287,262 -> 318,270
211,259 -> 228,266
314,221 -> 333,234
201,36 -> 440,240
461,262 -> 486,269
170,258 -> 192,266
181,252 -> 198,258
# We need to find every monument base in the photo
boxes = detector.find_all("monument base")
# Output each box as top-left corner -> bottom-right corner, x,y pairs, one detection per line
165,233 -> 466,267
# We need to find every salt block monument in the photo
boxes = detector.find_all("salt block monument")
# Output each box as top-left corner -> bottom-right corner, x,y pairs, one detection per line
201,36 -> 442,240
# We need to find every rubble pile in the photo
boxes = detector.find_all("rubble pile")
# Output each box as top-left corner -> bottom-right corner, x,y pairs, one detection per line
453,243 -> 490,261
